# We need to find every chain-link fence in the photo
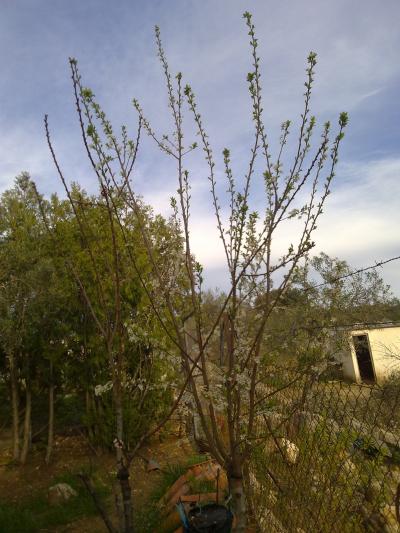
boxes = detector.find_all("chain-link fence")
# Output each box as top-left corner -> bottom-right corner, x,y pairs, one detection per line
248,371 -> 400,532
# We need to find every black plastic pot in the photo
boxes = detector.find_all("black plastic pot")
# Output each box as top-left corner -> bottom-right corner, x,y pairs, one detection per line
186,503 -> 233,533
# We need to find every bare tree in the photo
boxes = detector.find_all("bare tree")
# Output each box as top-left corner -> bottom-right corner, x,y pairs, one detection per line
132,13 -> 347,529
37,119 -> 138,529
42,11 -> 348,531
37,67 -> 194,532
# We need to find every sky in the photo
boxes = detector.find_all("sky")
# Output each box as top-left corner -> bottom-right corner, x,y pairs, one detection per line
1,0 -> 399,294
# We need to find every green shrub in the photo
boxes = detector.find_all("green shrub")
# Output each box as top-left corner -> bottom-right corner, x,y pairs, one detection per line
56,393 -> 85,430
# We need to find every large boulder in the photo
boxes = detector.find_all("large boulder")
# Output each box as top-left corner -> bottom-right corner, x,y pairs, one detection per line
48,483 -> 78,506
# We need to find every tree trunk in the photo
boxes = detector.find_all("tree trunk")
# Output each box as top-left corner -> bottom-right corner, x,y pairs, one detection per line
117,465 -> 134,533
228,463 -> 247,532
112,346 -> 134,533
9,351 -> 20,461
85,389 -> 95,441
114,381 -> 134,532
79,473 -> 117,533
45,361 -> 54,464
95,395 -> 103,441
20,380 -> 32,464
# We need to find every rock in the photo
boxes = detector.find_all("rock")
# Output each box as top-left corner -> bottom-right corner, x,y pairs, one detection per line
263,436 -> 300,464
391,468 -> 400,484
48,483 -> 78,506
363,480 -> 382,503
381,505 -> 399,532
258,509 -> 286,533
342,458 -> 356,474
267,489 -> 278,507
263,438 -> 277,455
350,420 -> 393,457
262,412 -> 284,430
375,428 -> 400,449
248,471 -> 261,493
146,459 -> 161,472
289,411 -> 341,437
278,438 -> 299,465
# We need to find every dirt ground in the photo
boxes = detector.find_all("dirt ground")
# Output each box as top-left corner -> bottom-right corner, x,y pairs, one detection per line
0,425 -> 195,532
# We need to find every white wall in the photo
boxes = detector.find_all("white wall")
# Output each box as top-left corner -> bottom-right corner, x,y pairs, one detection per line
342,326 -> 400,384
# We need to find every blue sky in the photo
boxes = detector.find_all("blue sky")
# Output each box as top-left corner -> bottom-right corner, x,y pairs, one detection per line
1,0 -> 399,293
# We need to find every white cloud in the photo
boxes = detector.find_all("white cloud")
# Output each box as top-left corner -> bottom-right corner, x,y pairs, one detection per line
312,158 -> 400,291
157,157 -> 400,293
1,0 -> 399,294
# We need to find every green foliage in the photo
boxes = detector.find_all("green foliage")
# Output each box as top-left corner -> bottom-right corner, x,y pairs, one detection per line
0,505 -> 37,533
0,172 -> 183,460
251,418 -> 383,532
188,476 -> 216,494
295,252 -> 397,323
56,393 -> 85,430
0,383 -> 9,426
373,371 -> 400,431
135,454 -> 208,532
257,251 -> 399,376
0,471 -> 108,533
